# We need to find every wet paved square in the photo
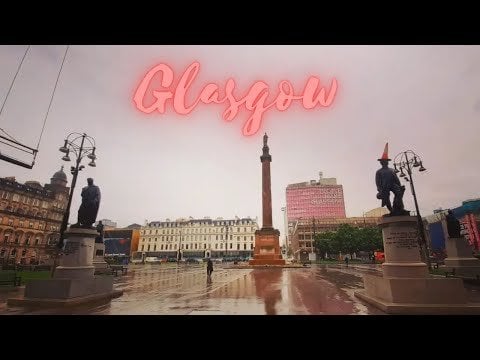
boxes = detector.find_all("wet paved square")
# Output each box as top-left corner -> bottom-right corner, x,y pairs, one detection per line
0,264 -> 386,314
2,264 -> 479,315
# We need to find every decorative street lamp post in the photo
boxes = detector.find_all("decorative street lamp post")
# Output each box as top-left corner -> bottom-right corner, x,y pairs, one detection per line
225,222 -> 229,260
393,150 -> 430,269
57,132 -> 97,249
309,217 -> 317,262
281,207 -> 289,257
177,226 -> 183,262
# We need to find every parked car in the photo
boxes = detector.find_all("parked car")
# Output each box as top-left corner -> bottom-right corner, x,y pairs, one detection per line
145,257 -> 162,264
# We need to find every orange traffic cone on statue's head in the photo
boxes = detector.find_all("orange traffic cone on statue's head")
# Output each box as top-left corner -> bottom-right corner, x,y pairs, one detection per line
377,142 -> 391,161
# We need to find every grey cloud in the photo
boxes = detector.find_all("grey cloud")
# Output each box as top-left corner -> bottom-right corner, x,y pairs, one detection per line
0,45 -> 479,238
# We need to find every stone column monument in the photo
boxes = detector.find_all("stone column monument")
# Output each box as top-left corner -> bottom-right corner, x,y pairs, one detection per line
249,133 -> 285,266
354,144 -> 480,314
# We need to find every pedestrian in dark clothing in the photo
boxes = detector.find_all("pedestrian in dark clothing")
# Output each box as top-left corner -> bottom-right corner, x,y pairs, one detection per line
344,256 -> 349,267
207,258 -> 213,277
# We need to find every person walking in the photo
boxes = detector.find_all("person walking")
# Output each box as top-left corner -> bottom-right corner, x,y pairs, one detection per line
207,258 -> 214,277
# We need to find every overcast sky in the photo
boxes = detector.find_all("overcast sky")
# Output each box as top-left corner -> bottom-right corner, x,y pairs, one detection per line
0,45 -> 479,240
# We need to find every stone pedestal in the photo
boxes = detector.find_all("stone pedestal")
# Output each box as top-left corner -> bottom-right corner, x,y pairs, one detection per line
54,228 -> 97,279
93,242 -> 109,272
354,216 -> 480,314
8,227 -> 122,308
442,236 -> 480,278
249,228 -> 286,266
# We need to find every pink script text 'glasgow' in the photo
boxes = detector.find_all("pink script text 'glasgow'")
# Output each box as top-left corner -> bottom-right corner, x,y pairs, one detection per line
133,61 -> 338,136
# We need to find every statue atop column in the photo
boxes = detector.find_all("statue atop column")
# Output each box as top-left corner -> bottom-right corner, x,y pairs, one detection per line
375,143 -> 409,216
72,178 -> 101,228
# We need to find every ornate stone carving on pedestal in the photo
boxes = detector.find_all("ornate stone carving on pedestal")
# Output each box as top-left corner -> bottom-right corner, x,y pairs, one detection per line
354,216 -> 480,314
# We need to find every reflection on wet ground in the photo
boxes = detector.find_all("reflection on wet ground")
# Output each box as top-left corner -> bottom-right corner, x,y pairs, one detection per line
1,264 -> 390,315
5,264 -> 479,315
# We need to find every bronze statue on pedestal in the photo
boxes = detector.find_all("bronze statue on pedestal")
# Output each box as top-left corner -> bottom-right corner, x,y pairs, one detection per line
375,143 -> 409,216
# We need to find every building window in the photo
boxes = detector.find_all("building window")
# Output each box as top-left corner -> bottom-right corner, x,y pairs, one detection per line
251,236 -> 253,241
204,244 -> 206,249
21,249 -> 26,256
251,244 -> 253,249
244,243 -> 247,250
215,244 -> 218,249
186,244 -> 189,250
147,245 -> 151,251
15,235 -> 20,244
29,222 -> 34,228
161,244 -> 164,250
141,245 -> 144,251
8,219 -> 13,226
35,238 -> 40,245
237,244 -> 240,250
237,227 -> 240,232
3,234 -> 10,243
154,245 -> 156,251
1,191 -> 8,199
229,243 -> 232,249
25,235 -> 31,245
244,236 -> 246,241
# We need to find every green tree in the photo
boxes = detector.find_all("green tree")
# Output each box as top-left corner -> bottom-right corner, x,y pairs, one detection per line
315,225 -> 383,260
360,226 -> 383,252
315,231 -> 335,259
335,224 -> 360,258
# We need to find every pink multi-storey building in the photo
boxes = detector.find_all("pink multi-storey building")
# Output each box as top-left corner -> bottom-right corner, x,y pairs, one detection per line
286,172 -> 346,221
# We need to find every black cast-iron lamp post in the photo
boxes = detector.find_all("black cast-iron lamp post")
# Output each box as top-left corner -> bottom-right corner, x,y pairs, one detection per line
393,150 -> 430,269
57,132 -> 97,249
225,222 -> 229,260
